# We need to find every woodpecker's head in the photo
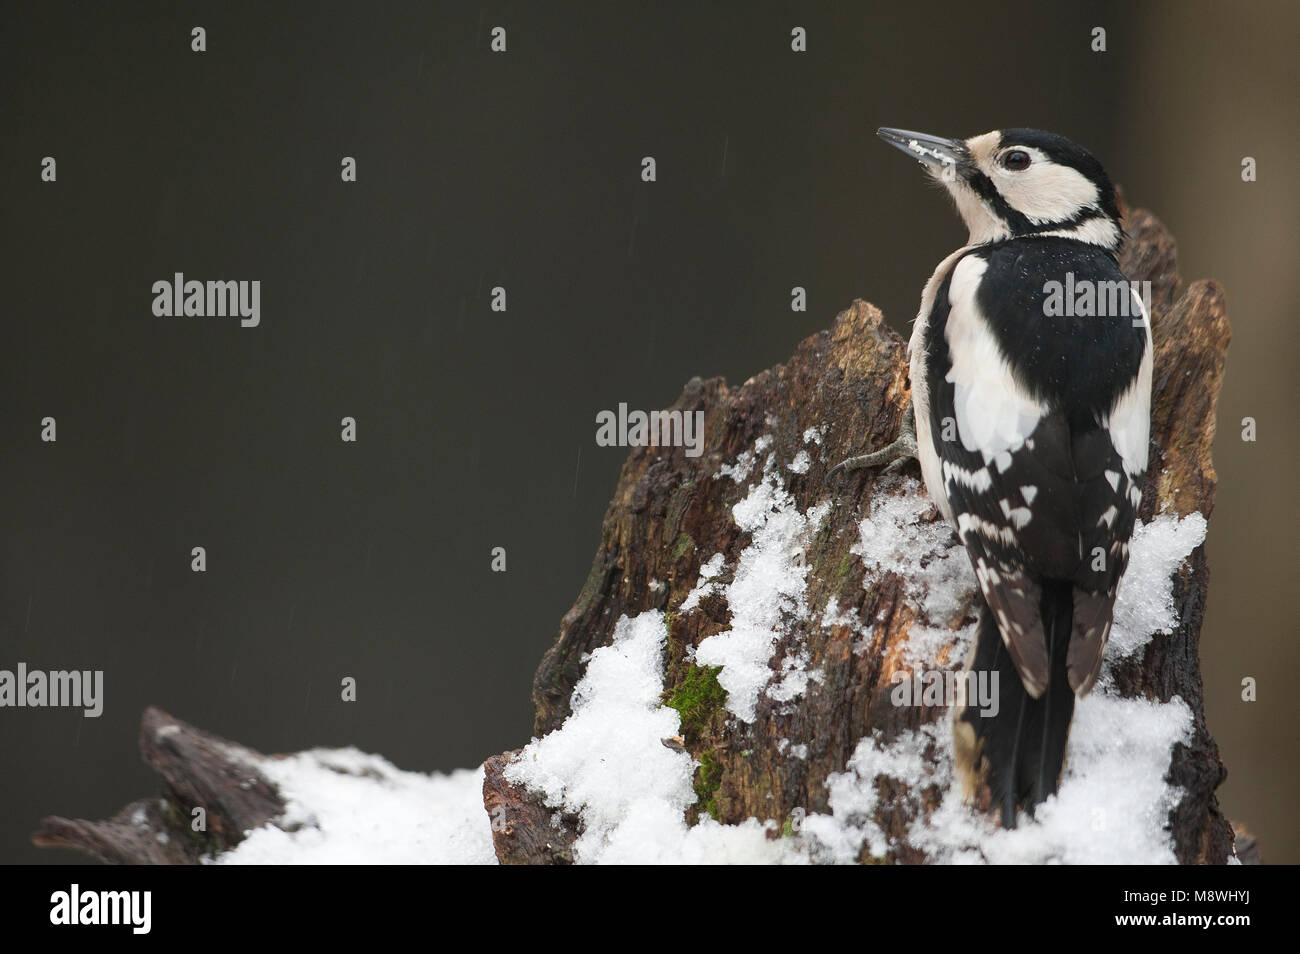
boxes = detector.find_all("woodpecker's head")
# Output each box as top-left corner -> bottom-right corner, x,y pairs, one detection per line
878,127 -> 1121,250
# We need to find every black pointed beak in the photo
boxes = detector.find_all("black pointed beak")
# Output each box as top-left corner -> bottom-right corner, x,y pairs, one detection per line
877,127 -> 967,176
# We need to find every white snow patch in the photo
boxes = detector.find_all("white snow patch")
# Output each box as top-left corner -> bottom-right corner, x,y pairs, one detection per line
717,449 -> 756,483
802,692 -> 1192,864
801,724 -> 936,862
820,596 -> 880,656
680,552 -> 726,613
852,479 -> 975,625
505,611 -> 793,864
851,479 -> 977,666
1108,511 -> 1208,660
217,750 -> 496,865
716,435 -> 773,483
695,452 -> 830,722
778,738 -> 810,760
788,449 -> 812,474
767,646 -> 823,704
820,596 -> 856,630
803,425 -> 825,445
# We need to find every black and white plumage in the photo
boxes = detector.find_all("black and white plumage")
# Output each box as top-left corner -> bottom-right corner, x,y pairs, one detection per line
851,128 -> 1152,826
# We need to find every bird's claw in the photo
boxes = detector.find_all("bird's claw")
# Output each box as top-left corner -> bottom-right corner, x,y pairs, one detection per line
824,404 -> 918,485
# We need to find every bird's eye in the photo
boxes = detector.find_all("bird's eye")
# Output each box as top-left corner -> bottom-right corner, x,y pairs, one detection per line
1001,149 -> 1032,171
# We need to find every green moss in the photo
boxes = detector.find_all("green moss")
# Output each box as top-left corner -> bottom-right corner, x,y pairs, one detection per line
672,532 -> 696,562
666,665 -> 729,823
693,750 -> 722,820
666,665 -> 727,739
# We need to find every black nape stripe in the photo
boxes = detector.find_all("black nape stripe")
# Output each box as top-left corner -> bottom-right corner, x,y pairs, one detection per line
1023,206 -> 1109,236
966,171 -> 1114,243
966,170 -> 1035,233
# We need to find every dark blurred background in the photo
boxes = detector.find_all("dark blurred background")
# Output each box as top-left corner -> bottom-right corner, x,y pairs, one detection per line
2,1 -> 1295,863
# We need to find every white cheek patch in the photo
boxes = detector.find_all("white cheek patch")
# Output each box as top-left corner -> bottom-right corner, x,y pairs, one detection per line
993,149 -> 1100,225
944,257 -> 1045,463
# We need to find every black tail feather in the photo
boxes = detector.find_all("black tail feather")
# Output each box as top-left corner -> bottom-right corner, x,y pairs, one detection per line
957,581 -> 1076,828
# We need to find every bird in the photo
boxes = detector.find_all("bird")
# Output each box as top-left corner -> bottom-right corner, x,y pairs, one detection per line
828,127 -> 1152,828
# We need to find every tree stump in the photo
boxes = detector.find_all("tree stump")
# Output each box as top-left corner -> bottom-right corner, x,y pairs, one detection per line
34,207 -> 1238,865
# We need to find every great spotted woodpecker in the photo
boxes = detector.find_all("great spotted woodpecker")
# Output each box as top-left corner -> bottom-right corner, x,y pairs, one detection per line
830,127 -> 1152,827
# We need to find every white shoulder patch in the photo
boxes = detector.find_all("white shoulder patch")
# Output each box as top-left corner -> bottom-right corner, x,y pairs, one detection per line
1105,288 -> 1153,476
910,245 -> 976,527
943,256 -> 1046,463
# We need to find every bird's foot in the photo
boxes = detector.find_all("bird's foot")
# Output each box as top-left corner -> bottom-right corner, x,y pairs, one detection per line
825,404 -> 918,484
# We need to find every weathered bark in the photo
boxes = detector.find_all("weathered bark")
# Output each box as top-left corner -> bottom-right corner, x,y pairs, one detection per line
35,206 -> 1242,866
33,707 -> 284,864
505,206 -> 1236,864
482,751 -> 579,865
